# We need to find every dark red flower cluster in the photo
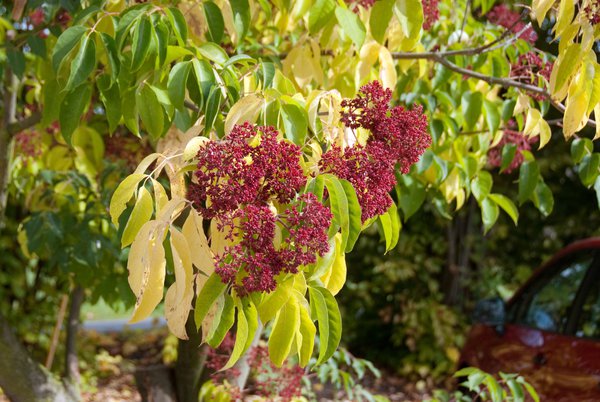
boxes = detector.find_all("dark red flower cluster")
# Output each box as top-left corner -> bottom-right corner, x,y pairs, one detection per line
510,52 -> 553,100
189,123 -> 306,219
486,4 -> 537,44
249,344 -> 304,401
321,81 -> 430,221
205,334 -> 304,401
585,1 -> 600,25
189,124 -> 331,294
14,130 -> 42,160
215,194 -> 332,295
487,129 -> 538,174
105,133 -> 154,170
422,0 -> 440,31
29,8 -> 45,26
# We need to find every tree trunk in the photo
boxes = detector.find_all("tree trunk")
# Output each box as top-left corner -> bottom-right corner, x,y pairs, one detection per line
135,365 -> 177,402
0,313 -> 78,402
63,285 -> 85,396
175,312 -> 207,402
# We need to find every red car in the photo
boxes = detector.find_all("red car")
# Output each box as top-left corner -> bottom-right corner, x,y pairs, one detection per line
460,238 -> 600,402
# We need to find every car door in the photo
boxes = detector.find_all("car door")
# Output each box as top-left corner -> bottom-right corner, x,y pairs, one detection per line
505,248 -> 600,401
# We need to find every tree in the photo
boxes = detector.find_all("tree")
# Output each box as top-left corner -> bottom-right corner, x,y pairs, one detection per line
1,0 -> 599,400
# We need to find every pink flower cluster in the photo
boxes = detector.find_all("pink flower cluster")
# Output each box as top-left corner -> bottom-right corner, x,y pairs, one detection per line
422,0 -> 440,31
510,52 -> 553,100
189,124 -> 332,294
14,130 -> 42,160
486,4 -> 538,44
487,128 -> 538,174
585,1 -> 600,25
320,81 -> 430,221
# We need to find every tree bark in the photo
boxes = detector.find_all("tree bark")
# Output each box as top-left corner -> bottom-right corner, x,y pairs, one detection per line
175,312 -> 207,402
0,313 -> 78,402
63,285 -> 85,397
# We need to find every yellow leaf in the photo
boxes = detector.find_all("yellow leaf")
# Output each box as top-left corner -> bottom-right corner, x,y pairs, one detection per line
224,93 -> 264,134
183,136 -> 209,161
594,105 -> 600,140
164,283 -> 193,339
563,91 -> 589,139
152,179 -> 168,212
134,153 -> 162,174
378,46 -> 397,90
128,221 -> 167,323
538,118 -> 551,149
554,0 -> 574,38
109,173 -> 146,227
182,210 -> 215,275
320,233 -> 346,296
209,217 -> 237,255
121,186 -> 154,248
356,41 -> 380,85
531,0 -> 555,26
523,108 -> 542,137
156,197 -> 187,222
298,305 -> 316,367
170,228 -> 193,302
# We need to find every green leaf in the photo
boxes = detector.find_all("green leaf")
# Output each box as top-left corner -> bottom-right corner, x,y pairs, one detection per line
281,103 -> 308,146
154,20 -> 169,67
241,299 -> 258,353
168,61 -> 191,110
308,0 -> 336,34
500,143 -> 517,172
121,187 -> 154,248
207,294 -> 235,348
532,181 -> 554,216
122,88 -> 139,136
506,378 -> 525,402
339,179 -> 362,252
204,1 -> 225,43
137,84 -> 165,139
370,0 -> 394,44
221,298 -> 249,370
204,86 -> 223,135
268,297 -> 300,367
97,75 -> 122,134
571,138 -> 593,164
578,153 -> 600,187
110,173 -> 147,227
230,0 -> 251,42
116,5 -> 149,49
461,91 -> 483,130
166,7 -> 188,46
481,197 -> 499,233
7,48 -> 25,78
198,42 -> 229,66
393,0 -> 423,44
483,99 -> 500,133
471,171 -> 493,202
518,161 -> 540,204
191,58 -> 216,108
59,84 -> 92,145
379,200 -> 401,252
52,25 -> 88,72
309,286 -> 341,365
322,174 -> 349,247
489,193 -> 519,225
257,277 -> 293,323
131,16 -> 152,71
194,273 -> 227,329
99,33 -> 120,82
335,6 -> 366,49
501,99 -> 516,123
65,34 -> 96,91
397,177 -> 426,221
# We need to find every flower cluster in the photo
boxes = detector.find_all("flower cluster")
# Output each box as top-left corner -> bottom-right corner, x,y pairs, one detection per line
422,0 -> 440,31
14,130 -> 42,160
189,123 -> 306,219
487,127 -> 537,174
585,1 -> 600,25
205,334 -> 304,401
346,0 -> 376,11
486,4 -> 537,44
510,52 -> 553,100
189,124 -> 332,294
321,81 -> 430,221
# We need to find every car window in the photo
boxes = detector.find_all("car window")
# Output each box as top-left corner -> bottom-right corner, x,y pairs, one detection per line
516,252 -> 594,333
575,280 -> 600,339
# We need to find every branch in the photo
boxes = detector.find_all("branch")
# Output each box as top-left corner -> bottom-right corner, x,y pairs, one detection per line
7,112 -> 42,136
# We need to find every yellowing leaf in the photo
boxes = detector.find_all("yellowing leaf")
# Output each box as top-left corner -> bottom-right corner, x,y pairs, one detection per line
109,173 -> 146,227
378,46 -> 397,90
320,233 -> 346,296
538,118 -> 551,149
128,221 -> 167,323
183,136 -> 209,161
595,105 -> 600,140
164,283 -> 193,339
224,93 -> 264,134
356,41 -> 380,85
152,179 -> 169,212
268,296 -> 300,367
532,0 -> 555,26
298,305 -> 316,367
182,210 -> 215,274
523,108 -> 542,137
121,186 -> 154,248
554,0 -> 574,38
